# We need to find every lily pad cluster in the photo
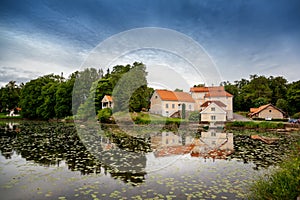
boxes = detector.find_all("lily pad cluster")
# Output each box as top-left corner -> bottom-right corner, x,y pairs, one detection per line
230,134 -> 298,169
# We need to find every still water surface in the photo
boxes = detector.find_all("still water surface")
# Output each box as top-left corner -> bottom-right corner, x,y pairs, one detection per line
0,122 -> 292,199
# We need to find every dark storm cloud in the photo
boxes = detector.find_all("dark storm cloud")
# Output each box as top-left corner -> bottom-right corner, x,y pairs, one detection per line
0,0 -> 300,83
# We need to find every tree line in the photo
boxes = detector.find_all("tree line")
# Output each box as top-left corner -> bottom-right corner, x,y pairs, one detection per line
0,62 -> 153,120
222,75 -> 300,117
0,65 -> 299,120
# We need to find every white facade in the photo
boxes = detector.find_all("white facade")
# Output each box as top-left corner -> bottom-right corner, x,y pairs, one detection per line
200,102 -> 227,122
149,90 -> 195,117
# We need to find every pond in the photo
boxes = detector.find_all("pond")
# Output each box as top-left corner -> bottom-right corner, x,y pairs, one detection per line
0,121 -> 297,199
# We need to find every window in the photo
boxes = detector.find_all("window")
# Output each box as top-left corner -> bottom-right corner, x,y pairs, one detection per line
211,132 -> 216,137
211,107 -> 215,111
172,104 -> 175,109
166,104 -> 169,108
269,110 -> 272,112
155,96 -> 158,99
211,115 -> 216,120
189,105 -> 192,109
211,141 -> 216,145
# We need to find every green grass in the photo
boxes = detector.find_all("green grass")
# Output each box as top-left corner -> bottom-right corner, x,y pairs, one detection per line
226,121 -> 285,130
0,112 -> 22,119
249,155 -> 300,199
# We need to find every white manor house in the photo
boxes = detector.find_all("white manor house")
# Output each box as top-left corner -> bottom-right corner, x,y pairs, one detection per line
149,86 -> 233,122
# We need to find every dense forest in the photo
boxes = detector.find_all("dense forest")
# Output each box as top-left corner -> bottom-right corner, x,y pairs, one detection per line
222,75 -> 300,116
0,63 -> 299,120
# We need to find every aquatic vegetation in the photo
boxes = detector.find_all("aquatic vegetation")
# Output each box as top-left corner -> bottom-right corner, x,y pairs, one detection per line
0,121 -> 299,199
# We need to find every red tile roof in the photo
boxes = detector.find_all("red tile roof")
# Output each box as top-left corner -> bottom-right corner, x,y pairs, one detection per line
156,90 -> 195,102
249,104 -> 285,116
200,101 -> 226,108
190,86 -> 233,97
204,92 -> 233,98
154,144 -> 195,157
103,95 -> 113,101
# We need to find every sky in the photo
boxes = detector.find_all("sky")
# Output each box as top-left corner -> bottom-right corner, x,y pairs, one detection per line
1,0 -> 300,90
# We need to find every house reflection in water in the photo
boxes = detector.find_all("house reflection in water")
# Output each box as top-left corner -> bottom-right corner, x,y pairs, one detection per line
191,129 -> 234,160
151,129 -> 234,160
151,131 -> 194,157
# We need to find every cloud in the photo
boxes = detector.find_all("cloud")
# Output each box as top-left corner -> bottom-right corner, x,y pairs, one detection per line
0,66 -> 38,86
0,0 -> 299,86
0,28 -> 88,86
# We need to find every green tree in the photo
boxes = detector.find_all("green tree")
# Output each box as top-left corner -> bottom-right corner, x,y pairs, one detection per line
276,98 -> 288,113
112,62 -> 148,112
72,68 -> 102,115
240,75 -> 272,110
268,76 -> 288,105
55,74 -> 75,118
76,81 -> 99,120
20,74 -> 60,119
95,79 -> 113,111
174,88 -> 183,92
224,82 -> 241,111
286,80 -> 300,115
0,81 -> 21,112
37,81 -> 59,119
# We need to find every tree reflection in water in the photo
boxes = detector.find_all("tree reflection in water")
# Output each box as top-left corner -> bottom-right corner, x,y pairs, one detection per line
0,121 -> 296,188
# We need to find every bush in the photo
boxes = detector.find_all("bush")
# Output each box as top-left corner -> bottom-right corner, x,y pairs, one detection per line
188,111 -> 200,122
131,112 -> 151,124
226,121 -> 285,129
292,112 -> 300,119
97,108 -> 113,123
249,156 -> 300,199
166,118 -> 182,126
258,122 -> 285,129
134,116 -> 151,124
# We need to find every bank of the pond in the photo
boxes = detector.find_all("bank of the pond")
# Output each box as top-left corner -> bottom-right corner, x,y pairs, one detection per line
226,121 -> 300,132
248,146 -> 300,199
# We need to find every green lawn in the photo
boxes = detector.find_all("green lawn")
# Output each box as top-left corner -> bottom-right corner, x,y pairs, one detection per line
0,112 -> 22,119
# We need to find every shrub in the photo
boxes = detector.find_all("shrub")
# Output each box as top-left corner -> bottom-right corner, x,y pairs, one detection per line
292,112 -> 300,119
166,118 -> 182,126
258,122 -> 283,129
132,112 -> 151,124
97,108 -> 113,123
188,111 -> 200,122
134,116 -> 151,124
249,156 -> 300,199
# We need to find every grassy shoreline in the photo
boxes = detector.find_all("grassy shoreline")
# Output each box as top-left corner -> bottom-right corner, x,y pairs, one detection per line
248,145 -> 300,199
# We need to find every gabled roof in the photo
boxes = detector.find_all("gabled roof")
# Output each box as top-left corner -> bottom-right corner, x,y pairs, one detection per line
155,90 -> 178,101
204,92 -> 233,98
200,102 -> 226,114
101,95 -> 113,102
190,86 -> 233,97
155,90 -> 195,103
249,104 -> 285,116
200,101 -> 226,108
190,86 -> 223,92
174,91 -> 195,102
